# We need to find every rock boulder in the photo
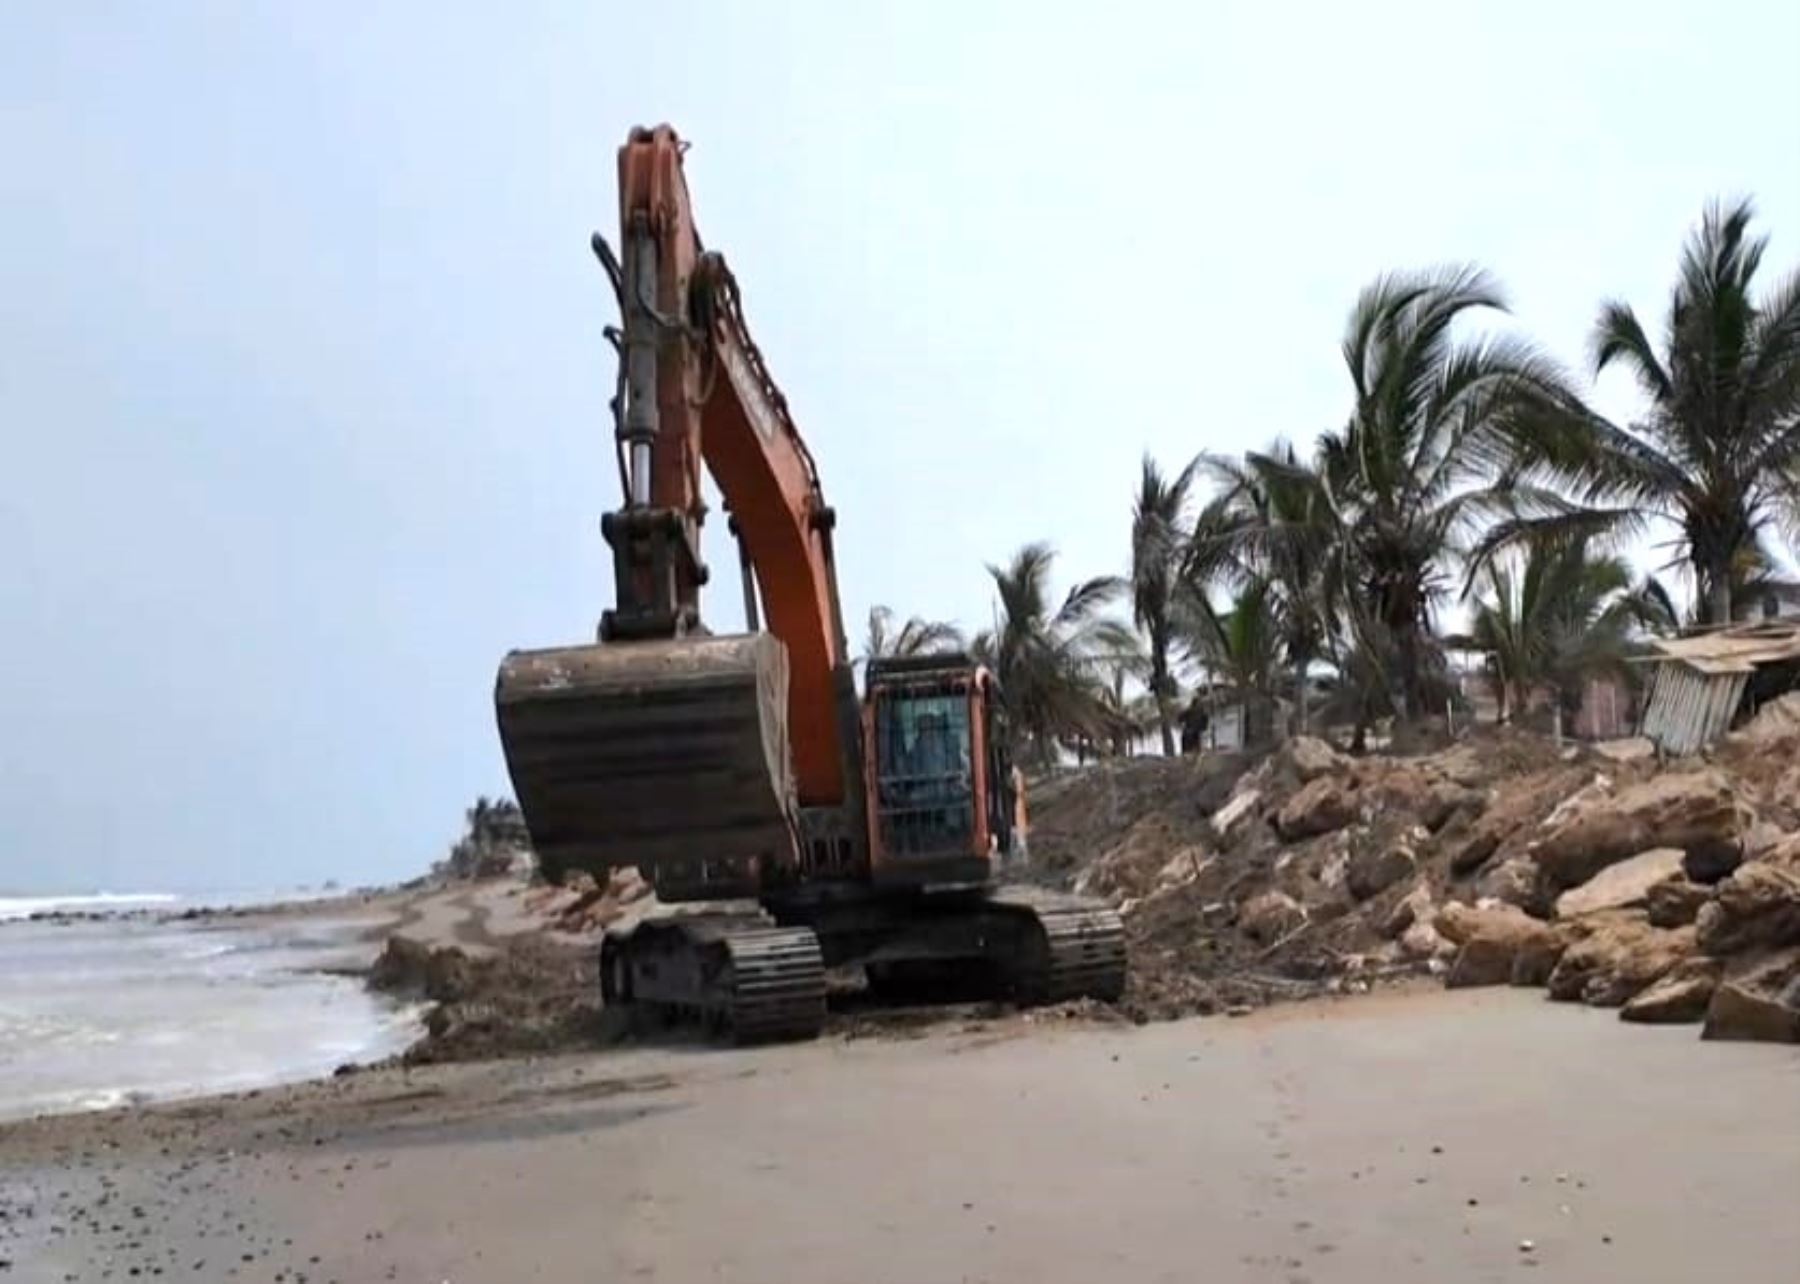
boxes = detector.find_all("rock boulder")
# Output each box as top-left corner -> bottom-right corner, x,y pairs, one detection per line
1210,789 -> 1263,845
1645,874 -> 1710,928
1276,777 -> 1357,841
1437,902 -> 1566,989
1554,848 -> 1685,919
1446,820 -> 1505,877
1619,957 -> 1721,1024
1400,919 -> 1455,962
1284,736 -> 1349,784
1347,843 -> 1418,902
1239,890 -> 1307,945
1701,949 -> 1800,1043
1365,766 -> 1479,833
1444,766 -> 1589,877
1533,770 -> 1746,890
1545,914 -> 1696,1007
1694,858 -> 1800,956
1383,884 -> 1434,939
1477,856 -> 1554,917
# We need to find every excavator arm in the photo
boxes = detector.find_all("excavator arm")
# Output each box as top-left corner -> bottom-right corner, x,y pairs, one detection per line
496,126 -> 862,896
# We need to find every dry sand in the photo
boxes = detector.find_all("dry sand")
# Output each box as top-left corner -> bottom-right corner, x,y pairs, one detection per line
4,987 -> 1798,1283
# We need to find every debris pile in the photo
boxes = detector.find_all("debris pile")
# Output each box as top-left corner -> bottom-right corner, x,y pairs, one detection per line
368,698 -> 1800,1059
368,933 -> 607,1064
366,868 -> 660,1063
1029,711 -> 1800,1042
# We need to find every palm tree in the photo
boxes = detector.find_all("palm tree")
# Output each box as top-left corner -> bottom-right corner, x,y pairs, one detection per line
859,605 -> 964,669
1318,266 -> 1581,717
1188,441 -> 1340,735
1129,453 -> 1198,754
1467,538 -> 1665,726
1523,199 -> 1800,624
445,795 -> 528,879
970,542 -> 1125,766
1175,580 -> 1286,748
1092,629 -> 1156,758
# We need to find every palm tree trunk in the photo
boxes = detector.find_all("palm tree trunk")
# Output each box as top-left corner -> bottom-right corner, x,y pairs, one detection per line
1395,623 -> 1420,722
1150,652 -> 1176,757
1710,575 -> 1732,627
1293,655 -> 1310,736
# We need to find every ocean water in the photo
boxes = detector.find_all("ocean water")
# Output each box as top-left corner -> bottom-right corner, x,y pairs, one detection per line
0,895 -> 423,1121
0,891 -> 181,922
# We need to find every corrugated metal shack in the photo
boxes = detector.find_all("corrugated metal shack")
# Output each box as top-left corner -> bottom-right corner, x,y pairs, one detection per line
1637,622 -> 1800,755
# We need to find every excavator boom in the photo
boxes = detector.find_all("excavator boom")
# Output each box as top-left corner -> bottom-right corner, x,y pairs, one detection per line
495,125 -> 858,898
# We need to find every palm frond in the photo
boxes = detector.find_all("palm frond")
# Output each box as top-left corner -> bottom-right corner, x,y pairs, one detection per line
1591,300 -> 1674,399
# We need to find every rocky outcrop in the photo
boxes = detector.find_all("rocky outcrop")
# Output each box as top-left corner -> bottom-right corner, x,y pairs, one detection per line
1646,874 -> 1710,928
1701,949 -> 1800,1043
1276,776 -> 1357,841
1619,957 -> 1721,1024
1533,771 -> 1746,890
1554,848 -> 1685,919
1546,914 -> 1695,1007
1239,890 -> 1307,945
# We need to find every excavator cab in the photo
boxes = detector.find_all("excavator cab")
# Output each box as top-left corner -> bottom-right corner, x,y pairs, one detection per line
863,655 -> 1018,889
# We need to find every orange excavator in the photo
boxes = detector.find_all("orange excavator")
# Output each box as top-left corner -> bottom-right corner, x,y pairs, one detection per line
493,126 -> 1125,1041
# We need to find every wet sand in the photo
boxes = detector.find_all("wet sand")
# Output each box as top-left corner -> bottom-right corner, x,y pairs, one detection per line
3,986 -> 1797,1283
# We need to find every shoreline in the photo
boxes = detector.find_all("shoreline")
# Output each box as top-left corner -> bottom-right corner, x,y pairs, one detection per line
0,885 -> 449,1128
0,858 -> 1452,1131
4,986 -> 1797,1283
0,873 -> 628,1128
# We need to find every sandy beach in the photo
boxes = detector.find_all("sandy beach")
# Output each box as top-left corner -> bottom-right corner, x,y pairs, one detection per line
4,985 -> 1797,1283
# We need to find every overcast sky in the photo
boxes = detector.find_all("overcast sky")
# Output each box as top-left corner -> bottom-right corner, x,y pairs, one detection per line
3,3 -> 1797,894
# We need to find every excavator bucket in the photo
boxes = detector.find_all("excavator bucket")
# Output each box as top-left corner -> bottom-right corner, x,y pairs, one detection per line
494,633 -> 797,898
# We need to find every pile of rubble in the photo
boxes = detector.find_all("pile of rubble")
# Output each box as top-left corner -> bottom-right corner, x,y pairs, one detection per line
366,867 -> 658,1063
1029,703 -> 1800,1042
367,932 -> 610,1064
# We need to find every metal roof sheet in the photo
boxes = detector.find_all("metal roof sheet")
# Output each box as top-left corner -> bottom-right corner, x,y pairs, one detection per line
1637,622 -> 1800,673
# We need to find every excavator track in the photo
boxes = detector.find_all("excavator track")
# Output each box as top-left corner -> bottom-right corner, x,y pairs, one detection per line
988,887 -> 1128,1005
601,914 -> 825,1045
721,928 -> 829,1043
